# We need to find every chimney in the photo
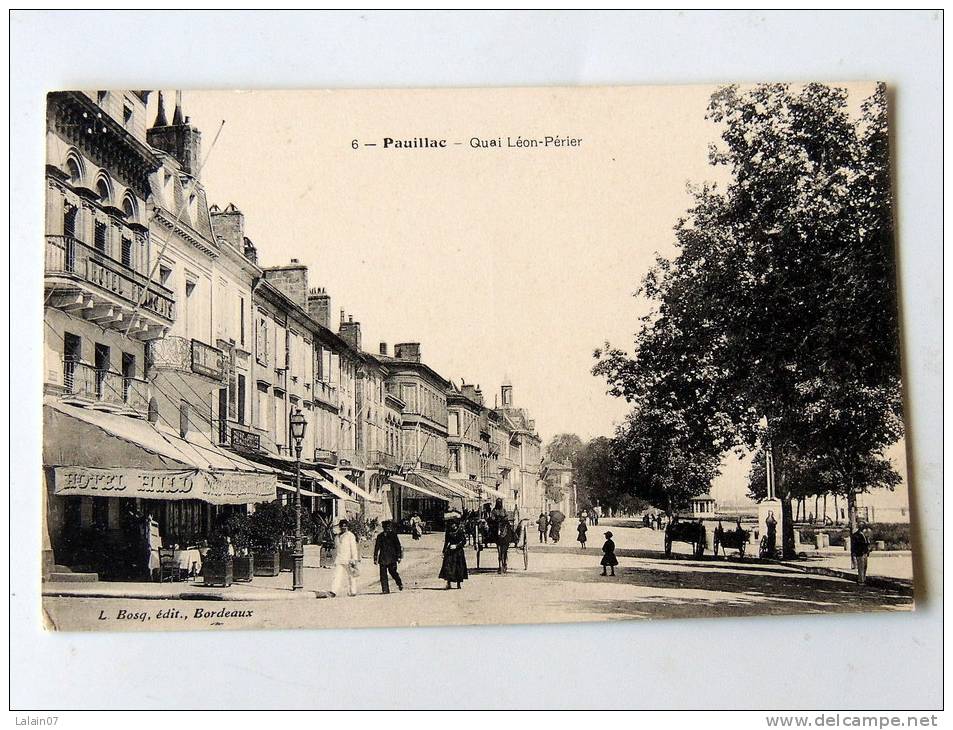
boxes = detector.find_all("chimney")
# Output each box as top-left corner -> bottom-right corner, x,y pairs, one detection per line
147,89 -> 203,179
262,260 -> 309,310
339,314 -> 362,351
379,342 -> 388,356
501,383 -> 513,408
340,308 -> 345,326
210,203 -> 244,250
394,343 -> 421,362
242,237 -> 258,264
307,287 -> 331,328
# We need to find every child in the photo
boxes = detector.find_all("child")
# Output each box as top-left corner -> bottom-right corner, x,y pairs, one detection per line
577,518 -> 588,549
601,531 -> 618,576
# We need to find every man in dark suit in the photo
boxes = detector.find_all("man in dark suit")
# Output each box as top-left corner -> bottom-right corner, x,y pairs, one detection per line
373,520 -> 404,594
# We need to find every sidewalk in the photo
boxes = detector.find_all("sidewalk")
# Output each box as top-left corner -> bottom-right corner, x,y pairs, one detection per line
42,532 -> 444,601
779,550 -> 913,594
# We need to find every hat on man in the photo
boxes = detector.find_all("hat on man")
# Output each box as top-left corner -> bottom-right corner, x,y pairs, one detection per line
338,519 -> 349,529
604,531 -> 613,538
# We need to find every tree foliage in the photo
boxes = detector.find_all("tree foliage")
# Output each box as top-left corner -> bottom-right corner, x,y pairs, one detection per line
594,83 -> 902,556
544,433 -> 585,466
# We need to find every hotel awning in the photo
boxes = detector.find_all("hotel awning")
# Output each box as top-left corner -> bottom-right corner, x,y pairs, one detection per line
407,471 -> 461,502
44,399 -> 277,505
302,469 -> 351,501
277,482 -> 322,499
440,477 -> 479,500
390,475 -> 450,502
323,468 -> 382,504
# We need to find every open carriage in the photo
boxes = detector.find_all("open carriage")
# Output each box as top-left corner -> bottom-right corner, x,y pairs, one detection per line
663,518 -> 707,558
473,509 -> 531,571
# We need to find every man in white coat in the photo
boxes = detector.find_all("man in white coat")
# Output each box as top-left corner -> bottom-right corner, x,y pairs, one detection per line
330,519 -> 360,597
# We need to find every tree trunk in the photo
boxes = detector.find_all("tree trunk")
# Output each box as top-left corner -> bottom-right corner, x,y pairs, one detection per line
847,489 -> 858,569
775,445 -> 797,559
834,494 -> 840,524
814,495 -> 819,522
822,494 -> 827,521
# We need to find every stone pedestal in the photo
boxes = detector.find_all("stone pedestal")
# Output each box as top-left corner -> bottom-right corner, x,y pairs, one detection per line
758,499 -> 784,558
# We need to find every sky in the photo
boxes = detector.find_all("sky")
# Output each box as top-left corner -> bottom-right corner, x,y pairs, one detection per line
153,84 -> 904,508
163,85 -> 729,444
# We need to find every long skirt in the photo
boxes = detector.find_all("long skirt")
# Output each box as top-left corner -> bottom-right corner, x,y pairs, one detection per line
439,547 -> 469,582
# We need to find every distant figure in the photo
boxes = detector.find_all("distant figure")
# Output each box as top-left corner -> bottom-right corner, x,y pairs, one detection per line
850,521 -> 871,585
373,520 -> 403,594
330,520 -> 360,597
580,509 -> 588,526
439,518 -> 469,589
592,505 -> 601,526
600,531 -> 618,577
409,513 -> 423,541
537,513 -> 549,543
764,511 -> 778,559
577,518 -> 588,549
549,518 -> 562,543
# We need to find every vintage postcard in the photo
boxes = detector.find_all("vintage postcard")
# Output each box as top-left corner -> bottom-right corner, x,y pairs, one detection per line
41,84 -> 913,632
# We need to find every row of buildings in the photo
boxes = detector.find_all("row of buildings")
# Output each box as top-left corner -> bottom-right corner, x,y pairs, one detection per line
42,90 -> 550,579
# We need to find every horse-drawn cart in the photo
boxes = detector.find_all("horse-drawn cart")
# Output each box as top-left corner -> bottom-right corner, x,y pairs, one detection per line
473,511 -> 530,571
712,521 -> 750,558
664,519 -> 707,558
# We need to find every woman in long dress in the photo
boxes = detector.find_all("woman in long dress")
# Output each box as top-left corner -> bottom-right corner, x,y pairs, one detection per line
439,519 -> 469,589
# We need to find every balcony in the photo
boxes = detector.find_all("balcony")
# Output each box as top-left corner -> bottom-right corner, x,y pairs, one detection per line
367,450 -> 398,470
337,448 -> 365,469
61,360 -> 151,417
45,235 -> 174,341
312,379 -> 338,409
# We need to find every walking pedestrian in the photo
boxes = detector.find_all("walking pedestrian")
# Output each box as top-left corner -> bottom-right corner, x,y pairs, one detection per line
409,513 -> 423,540
577,518 -> 588,549
330,520 -> 360,597
373,520 -> 403,594
600,531 -> 618,577
537,512 -> 548,543
850,521 -> 871,586
439,517 -> 469,589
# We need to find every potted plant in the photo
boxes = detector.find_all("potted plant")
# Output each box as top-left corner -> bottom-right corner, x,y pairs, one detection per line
202,537 -> 233,587
248,501 -> 284,577
225,511 -> 254,582
347,514 -> 380,559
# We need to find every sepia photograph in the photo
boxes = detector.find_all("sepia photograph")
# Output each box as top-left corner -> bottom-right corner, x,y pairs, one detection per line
40,82 -> 914,633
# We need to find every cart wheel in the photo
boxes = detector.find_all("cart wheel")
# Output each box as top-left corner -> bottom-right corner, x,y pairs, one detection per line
664,534 -> 672,557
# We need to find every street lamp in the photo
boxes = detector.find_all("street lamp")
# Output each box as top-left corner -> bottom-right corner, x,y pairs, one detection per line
289,407 -> 307,591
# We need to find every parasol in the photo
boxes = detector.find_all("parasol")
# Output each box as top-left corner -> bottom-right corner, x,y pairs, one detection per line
548,510 -> 566,525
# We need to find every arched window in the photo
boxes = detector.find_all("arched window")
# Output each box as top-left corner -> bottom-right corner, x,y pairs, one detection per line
66,157 -> 83,185
121,195 -> 137,221
96,178 -> 111,204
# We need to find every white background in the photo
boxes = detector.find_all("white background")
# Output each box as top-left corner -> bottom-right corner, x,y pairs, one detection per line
9,10 -> 943,710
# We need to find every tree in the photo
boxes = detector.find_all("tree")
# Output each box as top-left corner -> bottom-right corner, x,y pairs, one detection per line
595,83 -> 902,557
573,437 -> 616,511
544,433 -> 584,466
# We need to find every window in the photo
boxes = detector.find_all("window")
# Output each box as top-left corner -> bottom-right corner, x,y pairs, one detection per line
63,333 -> 81,392
450,449 -> 460,473
123,103 -> 133,128
159,264 -> 172,287
184,280 -> 196,338
448,411 -> 459,436
94,221 -> 107,254
239,297 -> 245,346
97,90 -> 108,105
96,178 -> 110,205
237,375 -> 246,426
94,343 -> 110,399
121,352 -> 135,401
63,203 -> 77,238
121,237 -> 132,268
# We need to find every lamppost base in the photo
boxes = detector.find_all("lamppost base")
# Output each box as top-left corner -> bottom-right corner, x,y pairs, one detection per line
292,553 -> 305,591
